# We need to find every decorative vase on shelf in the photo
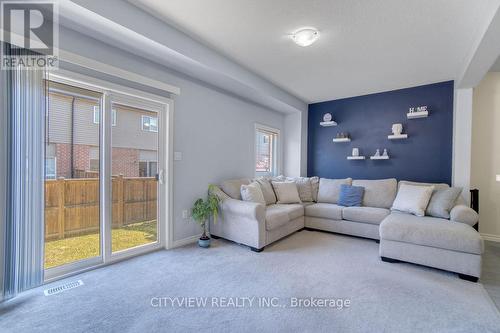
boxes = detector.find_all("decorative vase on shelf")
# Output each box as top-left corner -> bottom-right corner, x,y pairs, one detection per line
323,113 -> 332,122
352,148 -> 359,157
374,149 -> 380,157
383,149 -> 388,157
392,123 -> 403,135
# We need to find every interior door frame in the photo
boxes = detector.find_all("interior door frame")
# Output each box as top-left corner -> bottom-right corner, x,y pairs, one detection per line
44,70 -> 174,282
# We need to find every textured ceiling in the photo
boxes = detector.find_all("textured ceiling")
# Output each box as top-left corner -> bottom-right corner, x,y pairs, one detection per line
131,0 -> 500,103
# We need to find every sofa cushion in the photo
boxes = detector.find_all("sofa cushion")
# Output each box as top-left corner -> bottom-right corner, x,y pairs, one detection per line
317,178 -> 352,204
265,204 -> 304,230
221,178 -> 250,200
305,203 -> 343,220
338,184 -> 364,207
342,206 -> 390,225
399,180 -> 449,192
253,177 -> 277,205
380,212 -> 483,255
240,182 -> 266,205
352,178 -> 397,209
391,183 -> 434,217
265,207 -> 289,231
283,204 -> 305,220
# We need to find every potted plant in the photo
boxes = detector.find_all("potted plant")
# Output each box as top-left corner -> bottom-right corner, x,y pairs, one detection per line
190,185 -> 222,248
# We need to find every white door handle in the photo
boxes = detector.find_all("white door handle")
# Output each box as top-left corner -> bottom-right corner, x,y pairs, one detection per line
158,169 -> 165,184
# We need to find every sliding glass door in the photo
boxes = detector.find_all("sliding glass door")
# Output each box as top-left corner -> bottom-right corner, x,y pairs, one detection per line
110,99 -> 160,253
44,81 -> 103,270
44,74 -> 169,279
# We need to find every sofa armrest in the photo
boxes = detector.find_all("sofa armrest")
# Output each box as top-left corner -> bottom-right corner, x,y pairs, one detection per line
450,205 -> 479,227
210,198 -> 266,249
209,184 -> 231,201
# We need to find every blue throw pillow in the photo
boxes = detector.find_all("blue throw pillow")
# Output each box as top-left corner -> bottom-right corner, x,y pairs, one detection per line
338,184 -> 364,207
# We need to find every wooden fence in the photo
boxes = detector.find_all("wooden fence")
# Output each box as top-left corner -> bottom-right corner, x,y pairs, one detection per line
44,175 -> 157,241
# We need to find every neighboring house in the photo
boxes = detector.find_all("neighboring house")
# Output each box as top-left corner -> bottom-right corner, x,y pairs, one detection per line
45,92 -> 158,179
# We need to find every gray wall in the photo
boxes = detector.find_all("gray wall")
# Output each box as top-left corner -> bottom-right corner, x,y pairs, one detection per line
58,27 -> 285,242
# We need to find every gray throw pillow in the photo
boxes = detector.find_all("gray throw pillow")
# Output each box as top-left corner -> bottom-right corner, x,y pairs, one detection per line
253,177 -> 277,205
426,187 -> 462,219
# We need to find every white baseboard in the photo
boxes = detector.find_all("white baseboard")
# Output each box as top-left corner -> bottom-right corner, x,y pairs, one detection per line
172,234 -> 201,248
480,233 -> 500,242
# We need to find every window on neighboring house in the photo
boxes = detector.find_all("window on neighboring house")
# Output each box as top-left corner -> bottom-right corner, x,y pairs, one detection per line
89,159 -> 99,172
45,157 -> 56,179
139,161 -> 158,177
255,125 -> 279,177
141,115 -> 158,132
93,106 -> 116,126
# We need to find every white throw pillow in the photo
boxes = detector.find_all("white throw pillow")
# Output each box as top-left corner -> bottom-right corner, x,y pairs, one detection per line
240,182 -> 266,205
271,181 -> 302,204
391,183 -> 435,217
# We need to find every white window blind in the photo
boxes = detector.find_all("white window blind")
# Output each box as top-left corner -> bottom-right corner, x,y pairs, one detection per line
255,125 -> 279,176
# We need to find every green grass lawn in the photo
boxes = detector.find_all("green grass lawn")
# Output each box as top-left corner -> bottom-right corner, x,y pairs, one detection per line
44,221 -> 158,269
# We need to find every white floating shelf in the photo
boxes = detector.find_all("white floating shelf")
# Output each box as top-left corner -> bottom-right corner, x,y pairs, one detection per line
320,121 -> 337,127
407,111 -> 428,119
347,156 -> 365,160
388,134 -> 408,140
332,138 -> 351,143
370,155 -> 390,160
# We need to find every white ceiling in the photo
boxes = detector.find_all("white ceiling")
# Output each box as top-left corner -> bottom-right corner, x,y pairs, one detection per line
130,0 -> 500,103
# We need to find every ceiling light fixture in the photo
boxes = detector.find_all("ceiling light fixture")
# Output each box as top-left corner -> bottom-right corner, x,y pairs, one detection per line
291,28 -> 320,47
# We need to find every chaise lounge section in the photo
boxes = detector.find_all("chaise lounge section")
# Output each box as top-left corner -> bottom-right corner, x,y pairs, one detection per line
380,211 -> 483,281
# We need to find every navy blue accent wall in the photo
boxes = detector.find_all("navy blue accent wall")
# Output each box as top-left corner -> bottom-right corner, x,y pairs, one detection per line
307,81 -> 454,184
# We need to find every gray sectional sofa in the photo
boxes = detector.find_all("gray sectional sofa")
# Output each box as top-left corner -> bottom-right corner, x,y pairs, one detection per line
209,177 -> 482,281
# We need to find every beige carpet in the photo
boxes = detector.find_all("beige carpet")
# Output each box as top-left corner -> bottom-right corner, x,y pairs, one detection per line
1,230 -> 499,332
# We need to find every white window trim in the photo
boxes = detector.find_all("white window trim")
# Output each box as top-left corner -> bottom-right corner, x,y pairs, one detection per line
44,70 -> 175,282
93,106 -> 116,126
45,157 -> 57,179
89,158 -> 99,172
254,123 -> 281,177
141,115 -> 158,132
139,160 -> 158,177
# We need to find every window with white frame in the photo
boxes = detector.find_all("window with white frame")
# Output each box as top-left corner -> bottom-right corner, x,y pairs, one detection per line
89,159 -> 99,172
141,115 -> 158,132
139,161 -> 158,177
255,124 -> 279,176
93,106 -> 116,126
45,157 -> 57,179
